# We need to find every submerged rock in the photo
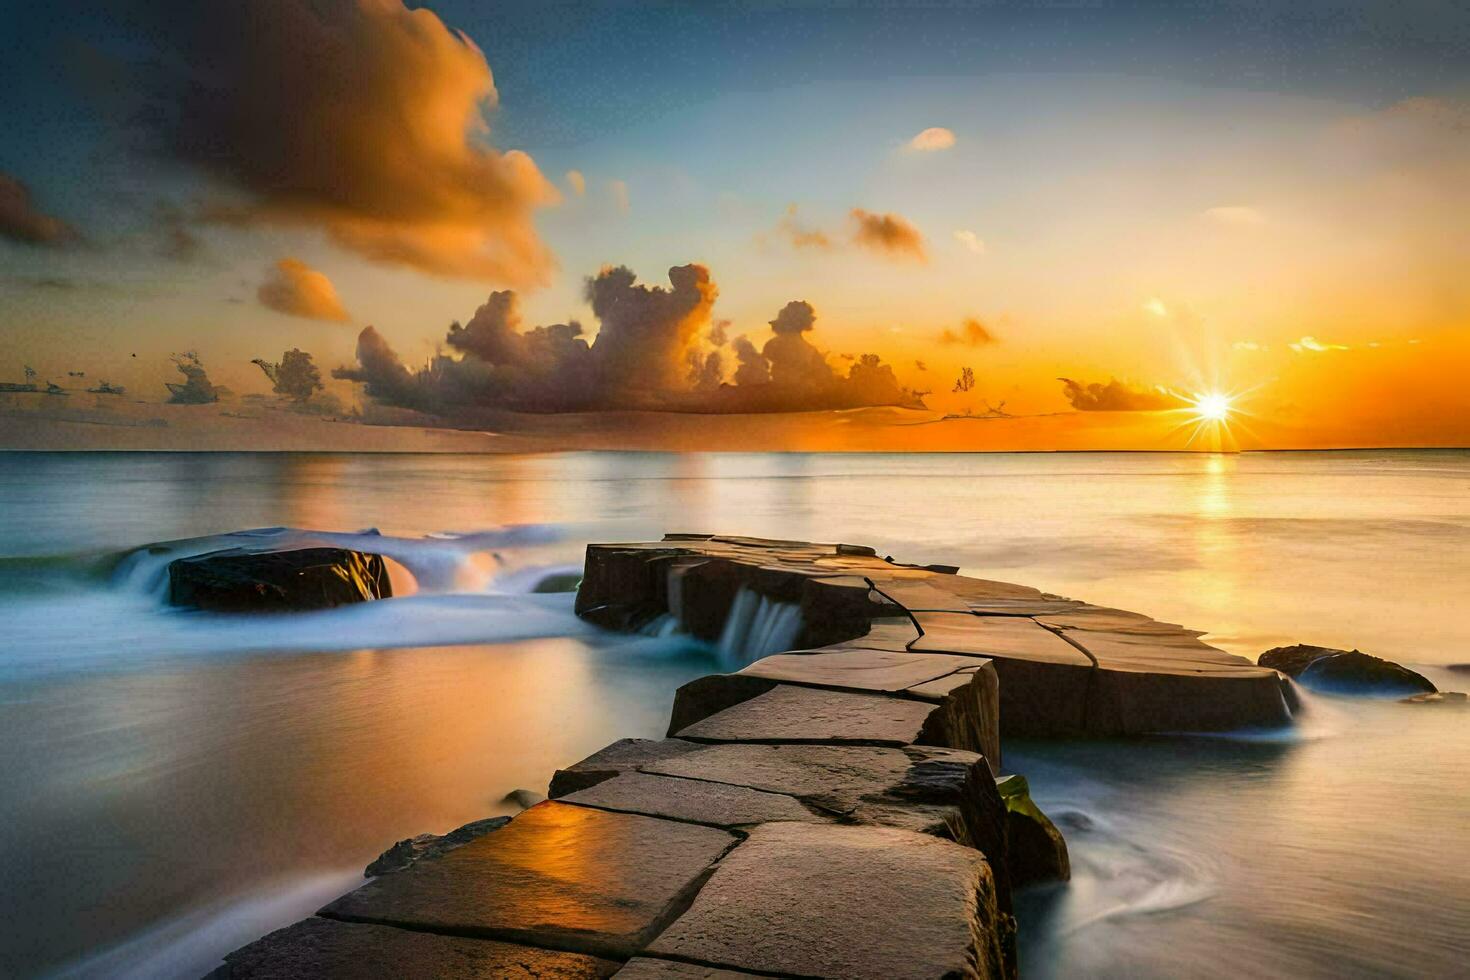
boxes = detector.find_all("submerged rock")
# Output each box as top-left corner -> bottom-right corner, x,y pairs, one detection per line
168,546 -> 391,612
364,816 -> 509,877
1400,691 -> 1468,705
1260,644 -> 1435,698
995,774 -> 1070,887
500,788 -> 547,811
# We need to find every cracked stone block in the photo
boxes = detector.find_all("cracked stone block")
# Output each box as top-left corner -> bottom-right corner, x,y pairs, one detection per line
646,822 -> 1011,980
613,960 -> 764,979
549,738 -> 705,798
676,684 -> 937,746
320,802 -> 736,960
212,916 -> 619,979
560,770 -> 823,828
640,742 -> 1010,901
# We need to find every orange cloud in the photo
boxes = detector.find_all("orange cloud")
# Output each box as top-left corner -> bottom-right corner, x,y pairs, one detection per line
939,317 -> 996,346
144,0 -> 558,285
850,208 -> 927,261
1058,377 -> 1184,411
257,258 -> 350,322
0,172 -> 79,247
777,205 -> 834,250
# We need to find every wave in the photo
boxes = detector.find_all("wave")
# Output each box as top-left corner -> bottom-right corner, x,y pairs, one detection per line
0,525 -> 612,683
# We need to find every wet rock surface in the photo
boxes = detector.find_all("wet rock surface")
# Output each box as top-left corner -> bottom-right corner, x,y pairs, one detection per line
168,546 -> 390,611
646,822 -> 1010,980
364,815 -> 510,877
561,770 -> 823,827
1260,644 -> 1436,697
213,917 -> 619,979
322,802 -> 736,959
996,775 -> 1070,887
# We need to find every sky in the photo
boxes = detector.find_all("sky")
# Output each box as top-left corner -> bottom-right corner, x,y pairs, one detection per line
1,0 -> 1467,450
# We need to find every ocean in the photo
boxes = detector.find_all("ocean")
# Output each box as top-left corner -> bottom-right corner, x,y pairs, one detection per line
0,450 -> 1466,977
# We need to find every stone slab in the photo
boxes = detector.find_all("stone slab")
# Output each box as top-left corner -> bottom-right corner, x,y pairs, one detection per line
676,684 -> 937,746
646,822 -> 1009,980
321,802 -> 736,959
614,959 -> 763,979
549,738 -> 705,798
560,770 -> 823,828
911,613 -> 1092,667
214,917 -> 619,979
740,648 -> 987,691
640,741 -> 1010,883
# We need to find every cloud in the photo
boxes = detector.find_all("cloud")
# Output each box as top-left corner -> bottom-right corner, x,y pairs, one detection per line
1233,340 -> 1268,351
939,317 -> 996,346
1143,298 -> 1169,318
907,127 -> 956,152
953,229 -> 986,255
769,300 -> 816,335
566,170 -> 586,196
1289,335 -> 1350,353
0,172 -> 80,247
334,260 -> 925,415
914,360 -> 928,372
1058,377 -> 1184,411
609,179 -> 630,213
133,0 -> 558,285
777,205 -> 834,251
1204,206 -> 1267,227
257,258 -> 351,322
166,352 -> 221,404
251,349 -> 338,412
850,208 -> 927,261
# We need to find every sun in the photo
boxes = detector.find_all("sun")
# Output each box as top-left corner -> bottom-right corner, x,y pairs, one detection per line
1191,392 -> 1233,422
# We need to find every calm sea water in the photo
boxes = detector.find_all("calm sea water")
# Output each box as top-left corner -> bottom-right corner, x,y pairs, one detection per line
0,450 -> 1466,978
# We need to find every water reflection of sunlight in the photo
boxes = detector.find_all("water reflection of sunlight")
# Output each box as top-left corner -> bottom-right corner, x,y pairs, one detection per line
1188,454 -> 1241,619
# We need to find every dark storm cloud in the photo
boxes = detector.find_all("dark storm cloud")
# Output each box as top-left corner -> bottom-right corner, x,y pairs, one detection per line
0,173 -> 80,247
1058,377 -> 1185,411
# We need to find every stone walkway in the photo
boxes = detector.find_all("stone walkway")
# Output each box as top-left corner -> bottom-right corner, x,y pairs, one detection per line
214,534 -> 1294,979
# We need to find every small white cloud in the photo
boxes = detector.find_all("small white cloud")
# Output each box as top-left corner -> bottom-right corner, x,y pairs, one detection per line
565,170 -> 586,196
608,179 -> 630,213
1233,340 -> 1267,351
907,127 -> 956,152
953,229 -> 986,254
1289,335 -> 1350,353
1204,206 -> 1266,227
1367,340 -> 1381,348
1143,297 -> 1169,318
1408,338 -> 1422,345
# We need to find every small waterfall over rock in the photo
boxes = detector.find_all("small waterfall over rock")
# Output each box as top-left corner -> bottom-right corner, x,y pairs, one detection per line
713,587 -> 804,669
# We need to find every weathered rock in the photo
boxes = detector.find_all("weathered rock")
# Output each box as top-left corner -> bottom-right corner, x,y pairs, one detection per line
364,816 -> 510,877
614,959 -> 763,979
548,737 -> 704,798
500,788 -> 547,811
675,684 -> 938,746
740,648 -> 987,694
995,775 -> 1069,887
641,741 -> 1011,901
212,916 -> 619,979
168,547 -> 390,612
646,822 -> 1012,980
322,802 -> 736,959
561,770 -> 823,827
1260,644 -> 1436,697
913,613 -> 1091,666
